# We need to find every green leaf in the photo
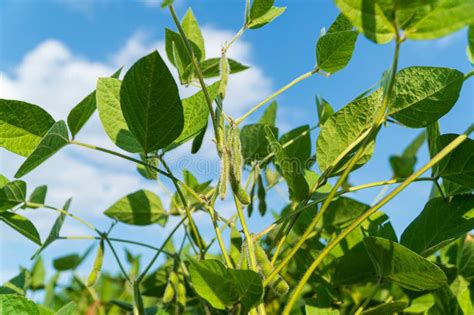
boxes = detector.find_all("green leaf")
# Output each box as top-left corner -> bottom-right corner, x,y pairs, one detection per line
0,180 -> 26,211
305,305 -> 339,315
388,67 -> 464,128
165,29 -> 202,77
316,14 -> 358,74
404,0 -> 474,40
265,126 -> 309,201
436,134 -> 474,192
240,124 -> 278,164
0,212 -> 41,245
53,254 -> 81,271
361,301 -> 407,314
249,0 -> 274,20
15,121 -> 69,178
67,68 -> 122,138
30,257 -> 45,291
279,125 -> 311,169
0,270 -> 30,295
468,26 -> 474,64
258,101 -> 277,126
0,99 -> 55,157
31,198 -> 72,260
28,185 -> 47,206
334,0 -> 396,44
459,240 -> 474,281
201,58 -> 250,78
320,197 -> 369,230
120,51 -> 184,153
404,294 -> 434,313
0,175 -> 8,188
0,294 -> 39,315
96,77 -> 142,152
363,236 -> 447,291
401,195 -> 474,256
389,131 -> 425,178
315,96 -> 334,125
247,6 -> 286,29
316,90 -> 382,175
432,276 -> 471,315
169,81 -> 220,148
188,259 -> 263,311
161,0 -> 173,8
104,189 -> 168,226
181,8 -> 205,61
54,302 -> 77,315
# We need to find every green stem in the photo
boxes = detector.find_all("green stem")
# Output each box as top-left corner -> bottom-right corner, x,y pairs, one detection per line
104,237 -> 131,283
356,281 -> 381,314
223,27 -> 245,53
132,281 -> 145,315
282,133 -> 467,314
235,69 -> 319,125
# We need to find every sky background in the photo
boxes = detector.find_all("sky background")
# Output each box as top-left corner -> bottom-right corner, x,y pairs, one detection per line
0,0 -> 473,288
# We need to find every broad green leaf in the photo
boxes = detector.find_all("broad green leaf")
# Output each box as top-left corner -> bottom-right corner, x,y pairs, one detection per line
432,276 -> 471,315
316,14 -> 358,74
120,51 -> 184,153
230,269 -> 264,313
320,197 -> 368,231
191,125 -> 206,154
265,126 -> 309,201
0,212 -> 41,245
249,0 -> 274,20
15,121 -> 69,178
201,58 -> 249,78
389,131 -> 425,178
96,77 -> 142,152
28,185 -> 47,206
0,294 -> 39,315
316,90 -> 382,175
449,276 -> 472,315
67,68 -> 122,138
258,101 -> 277,126
468,26 -> 474,64
54,302 -> 77,315
247,6 -> 286,29
388,67 -> 464,128
436,134 -> 474,192
161,0 -> 173,8
404,294 -> 434,313
305,305 -> 339,315
181,8 -> 205,61
30,257 -> 45,290
315,96 -> 334,125
240,124 -> 278,164
165,28 -> 202,74
364,236 -> 447,291
0,180 -> 26,211
361,301 -> 407,314
170,81 -> 220,148
334,0 -> 396,44
459,240 -> 474,281
53,254 -> 81,271
0,175 -> 8,188
104,189 -> 168,226
0,270 -> 30,295
279,125 -> 311,169
31,198 -> 72,260
0,99 -> 55,157
404,0 -> 474,40
401,195 -> 474,256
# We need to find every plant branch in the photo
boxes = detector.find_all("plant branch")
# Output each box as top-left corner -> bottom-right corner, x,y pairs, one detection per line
103,237 -> 131,283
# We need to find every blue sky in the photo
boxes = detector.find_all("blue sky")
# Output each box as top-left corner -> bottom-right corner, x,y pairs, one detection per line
0,0 -> 473,285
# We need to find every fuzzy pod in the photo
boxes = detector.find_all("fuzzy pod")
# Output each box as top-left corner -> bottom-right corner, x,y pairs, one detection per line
254,243 -> 289,296
86,239 -> 104,287
230,171 -> 251,205
219,52 -> 230,99
162,272 -> 176,304
229,127 -> 243,183
219,150 -> 230,200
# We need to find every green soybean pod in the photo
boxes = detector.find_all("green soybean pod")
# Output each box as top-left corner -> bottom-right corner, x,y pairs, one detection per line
219,150 -> 230,200
86,239 -> 104,287
229,127 -> 243,182
174,272 -> 186,309
219,52 -> 230,99
254,243 -> 289,296
230,171 -> 250,205
162,272 -> 176,304
257,174 -> 267,216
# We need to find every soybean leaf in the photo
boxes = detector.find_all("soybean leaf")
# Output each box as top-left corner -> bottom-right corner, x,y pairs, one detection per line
265,126 -> 309,201
28,185 -> 47,206
53,254 -> 81,271
169,81 -> 220,148
320,197 -> 368,231
96,77 -> 142,153
249,0 -> 274,20
317,90 -> 382,175
363,236 -> 447,291
55,302 -> 77,315
361,302 -> 407,315
315,96 -> 334,125
258,101 -> 277,126
316,14 -> 358,74
15,121 -> 69,178
0,99 -> 55,157
0,294 -> 39,315
279,125 -> 311,169
247,6 -> 286,29
161,0 -> 173,8
240,124 -> 278,164
305,304 -> 339,315
191,124 -> 207,154
165,28 -> 202,75
436,134 -> 474,192
30,256 -> 45,290
0,269 -> 30,295
0,212 -> 41,245
67,68 -> 121,138
388,67 -> 464,128
468,26 -> 474,64
403,0 -> 474,40
0,180 -> 26,211
104,189 -> 168,226
432,276 -> 471,315
0,175 -> 8,188
181,8 -> 205,61
459,240 -> 474,281
334,0 -> 396,44
401,195 -> 474,256
120,51 -> 184,153
229,269 -> 263,313
389,131 -> 425,178
404,294 -> 434,313
201,58 -> 249,78
31,198 -> 72,260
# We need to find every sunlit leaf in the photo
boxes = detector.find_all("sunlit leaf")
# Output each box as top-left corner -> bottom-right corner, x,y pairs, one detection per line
0,212 -> 41,245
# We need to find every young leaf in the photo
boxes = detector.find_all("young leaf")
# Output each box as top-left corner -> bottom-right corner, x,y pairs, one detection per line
317,90 -> 382,175
315,96 -> 334,125
120,51 -> 184,153
30,256 -> 45,290
401,195 -> 474,256
403,294 -> 435,313
258,101 -> 277,126
247,6 -> 286,29
0,99 -> 55,156
201,58 -> 249,78
0,211 -> 41,245
181,8 -> 205,61
53,254 -> 81,271
389,131 -> 425,178
388,67 -> 464,128
240,124 -> 278,164
0,269 -> 30,295
265,126 -> 309,201
86,240 -> 104,287
279,125 -> 311,170
96,77 -> 142,152
27,185 -> 47,207
363,236 -> 447,291
165,28 -> 202,75
104,189 -> 168,226
249,0 -> 274,20
0,180 -> 26,211
15,121 -> 69,178
55,301 -> 77,315
334,0 -> 396,44
316,14 -> 358,74
31,198 -> 72,260
0,294 -> 39,315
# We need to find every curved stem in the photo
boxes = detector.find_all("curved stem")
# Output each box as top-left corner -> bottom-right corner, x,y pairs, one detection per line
223,27 -> 245,53
104,237 -> 131,283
